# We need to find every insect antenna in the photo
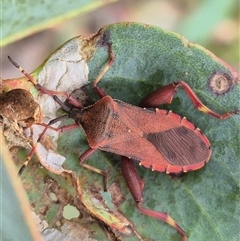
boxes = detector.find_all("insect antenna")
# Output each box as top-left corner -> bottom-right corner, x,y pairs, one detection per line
8,55 -> 38,85
7,56 -> 83,108
7,56 -> 81,174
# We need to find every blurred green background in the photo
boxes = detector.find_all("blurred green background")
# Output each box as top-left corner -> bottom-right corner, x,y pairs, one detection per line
1,0 -> 239,79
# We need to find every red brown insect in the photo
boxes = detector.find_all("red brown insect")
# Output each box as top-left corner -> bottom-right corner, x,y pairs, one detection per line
8,44 -> 239,241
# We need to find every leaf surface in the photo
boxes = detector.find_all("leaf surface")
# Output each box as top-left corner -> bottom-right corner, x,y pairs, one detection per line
3,23 -> 240,241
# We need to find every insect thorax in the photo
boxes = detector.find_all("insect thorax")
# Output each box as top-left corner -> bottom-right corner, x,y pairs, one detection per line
80,96 -> 116,148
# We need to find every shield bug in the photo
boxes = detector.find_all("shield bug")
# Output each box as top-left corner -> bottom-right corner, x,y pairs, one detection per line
8,44 -> 239,241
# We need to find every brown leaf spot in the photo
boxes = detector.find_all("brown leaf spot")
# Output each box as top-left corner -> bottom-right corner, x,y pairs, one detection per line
208,72 -> 233,95
108,182 -> 125,207
96,28 -> 110,47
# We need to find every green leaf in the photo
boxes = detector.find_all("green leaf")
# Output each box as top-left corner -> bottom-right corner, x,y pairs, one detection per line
0,134 -> 43,241
3,23 -> 240,241
1,0 -> 117,47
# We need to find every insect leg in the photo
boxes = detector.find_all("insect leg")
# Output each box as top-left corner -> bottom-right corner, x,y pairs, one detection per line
93,43 -> 115,98
140,80 -> 239,119
121,157 -> 187,241
79,148 -> 108,191
19,115 -> 78,175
